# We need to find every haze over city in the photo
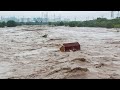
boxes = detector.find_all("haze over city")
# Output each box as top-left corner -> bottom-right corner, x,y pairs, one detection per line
0,11 -> 118,21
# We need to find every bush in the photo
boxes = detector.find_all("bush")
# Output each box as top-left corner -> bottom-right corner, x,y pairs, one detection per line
106,22 -> 114,28
59,21 -> 64,26
0,22 -> 6,27
64,22 -> 69,26
48,22 -> 52,25
114,24 -> 120,28
76,22 -> 82,27
69,21 -> 78,27
6,20 -> 17,27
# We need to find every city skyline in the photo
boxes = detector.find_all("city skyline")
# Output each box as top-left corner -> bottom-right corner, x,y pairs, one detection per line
0,11 -> 118,20
0,11 -> 119,22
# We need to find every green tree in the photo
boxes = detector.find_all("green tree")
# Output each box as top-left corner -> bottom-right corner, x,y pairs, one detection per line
6,20 -> 17,27
69,21 -> 78,27
0,21 -> 6,27
59,21 -> 64,26
106,22 -> 114,28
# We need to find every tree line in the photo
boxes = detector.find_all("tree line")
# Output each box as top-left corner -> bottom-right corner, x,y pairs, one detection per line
48,17 -> 120,28
1,17 -> 120,28
0,20 -> 48,28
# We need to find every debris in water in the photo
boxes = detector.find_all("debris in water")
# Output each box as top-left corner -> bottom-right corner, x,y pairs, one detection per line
95,63 -> 105,68
66,67 -> 89,73
72,58 -> 86,62
60,42 -> 80,52
42,34 -> 48,38
50,38 -> 62,41
47,67 -> 71,76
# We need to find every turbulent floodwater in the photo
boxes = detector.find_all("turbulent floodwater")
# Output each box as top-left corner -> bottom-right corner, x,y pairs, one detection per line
0,25 -> 120,79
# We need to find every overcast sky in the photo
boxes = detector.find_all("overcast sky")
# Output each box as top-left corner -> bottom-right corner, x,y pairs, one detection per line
0,11 -> 117,21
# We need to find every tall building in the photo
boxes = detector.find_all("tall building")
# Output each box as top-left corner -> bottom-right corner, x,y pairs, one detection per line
27,18 -> 31,22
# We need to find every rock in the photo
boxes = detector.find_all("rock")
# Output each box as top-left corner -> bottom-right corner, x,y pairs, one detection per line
42,34 -> 47,38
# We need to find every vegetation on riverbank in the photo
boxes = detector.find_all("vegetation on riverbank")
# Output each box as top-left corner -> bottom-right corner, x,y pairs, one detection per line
0,17 -> 120,28
49,17 -> 120,28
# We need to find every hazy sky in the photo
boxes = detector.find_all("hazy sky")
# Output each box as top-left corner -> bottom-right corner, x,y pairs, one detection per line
0,11 -> 116,21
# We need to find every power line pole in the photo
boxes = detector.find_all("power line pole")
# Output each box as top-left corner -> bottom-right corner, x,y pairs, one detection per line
75,17 -> 76,21
111,11 -> 114,19
54,14 -> 55,22
46,12 -> 48,22
117,11 -> 120,18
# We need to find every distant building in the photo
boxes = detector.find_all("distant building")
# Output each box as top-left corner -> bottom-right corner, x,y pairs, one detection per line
0,16 -> 65,23
64,18 -> 70,22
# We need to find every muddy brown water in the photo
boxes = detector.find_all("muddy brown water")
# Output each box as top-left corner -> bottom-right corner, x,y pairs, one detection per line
0,25 -> 120,79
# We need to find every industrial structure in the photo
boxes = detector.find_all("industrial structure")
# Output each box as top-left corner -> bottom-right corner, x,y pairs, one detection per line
0,12 -> 71,23
111,11 -> 120,19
